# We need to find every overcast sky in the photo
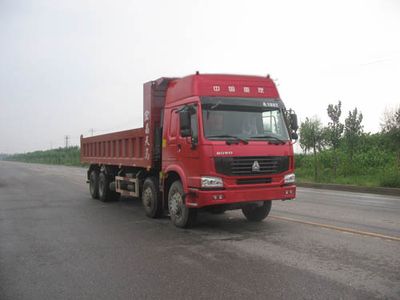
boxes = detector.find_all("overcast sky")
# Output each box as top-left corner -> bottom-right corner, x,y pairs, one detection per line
0,0 -> 399,153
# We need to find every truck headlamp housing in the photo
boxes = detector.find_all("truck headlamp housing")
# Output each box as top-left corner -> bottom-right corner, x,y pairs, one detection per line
201,176 -> 223,188
284,173 -> 295,185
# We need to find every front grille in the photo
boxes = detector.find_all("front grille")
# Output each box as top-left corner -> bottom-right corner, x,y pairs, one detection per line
237,178 -> 272,185
215,156 -> 289,176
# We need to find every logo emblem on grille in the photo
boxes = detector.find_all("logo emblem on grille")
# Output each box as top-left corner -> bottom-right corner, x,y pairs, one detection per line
252,161 -> 260,172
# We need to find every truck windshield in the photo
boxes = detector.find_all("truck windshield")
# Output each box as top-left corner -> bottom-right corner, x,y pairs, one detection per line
201,97 -> 290,142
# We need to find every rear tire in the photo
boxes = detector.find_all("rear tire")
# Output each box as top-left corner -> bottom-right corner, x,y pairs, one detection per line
242,201 -> 272,222
89,170 -> 99,199
168,180 -> 197,228
142,177 -> 162,218
98,172 -> 119,202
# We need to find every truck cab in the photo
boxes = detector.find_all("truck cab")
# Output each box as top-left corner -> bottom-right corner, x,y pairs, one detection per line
160,74 -> 297,227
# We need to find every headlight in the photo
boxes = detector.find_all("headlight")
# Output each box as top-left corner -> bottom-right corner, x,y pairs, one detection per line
201,176 -> 223,188
284,173 -> 295,184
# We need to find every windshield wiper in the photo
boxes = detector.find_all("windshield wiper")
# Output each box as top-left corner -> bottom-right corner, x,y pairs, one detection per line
207,134 -> 249,144
249,135 -> 286,144
210,101 -> 222,110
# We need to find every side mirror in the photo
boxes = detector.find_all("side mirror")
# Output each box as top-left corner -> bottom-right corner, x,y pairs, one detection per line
290,113 -> 298,132
291,132 -> 299,140
179,110 -> 191,137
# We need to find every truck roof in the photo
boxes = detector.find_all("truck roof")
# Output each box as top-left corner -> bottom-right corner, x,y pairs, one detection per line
165,73 -> 280,105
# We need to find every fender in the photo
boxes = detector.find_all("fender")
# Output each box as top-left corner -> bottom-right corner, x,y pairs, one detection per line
163,163 -> 188,193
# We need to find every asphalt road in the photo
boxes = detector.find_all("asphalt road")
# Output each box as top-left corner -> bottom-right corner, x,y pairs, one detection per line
0,161 -> 399,300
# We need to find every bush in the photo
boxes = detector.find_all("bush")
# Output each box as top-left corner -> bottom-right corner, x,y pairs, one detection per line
295,147 -> 399,188
380,172 -> 400,188
6,147 -> 81,167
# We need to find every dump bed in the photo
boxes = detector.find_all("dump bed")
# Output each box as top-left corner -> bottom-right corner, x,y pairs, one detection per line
80,128 -> 149,168
80,77 -> 173,170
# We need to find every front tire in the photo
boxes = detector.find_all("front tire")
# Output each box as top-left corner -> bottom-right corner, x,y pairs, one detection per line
142,177 -> 162,218
89,170 -> 99,199
242,201 -> 272,222
168,180 -> 197,228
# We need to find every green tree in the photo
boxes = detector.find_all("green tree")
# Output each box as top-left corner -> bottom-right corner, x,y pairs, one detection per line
381,106 -> 400,170
326,101 -> 344,177
344,108 -> 363,172
299,117 -> 326,180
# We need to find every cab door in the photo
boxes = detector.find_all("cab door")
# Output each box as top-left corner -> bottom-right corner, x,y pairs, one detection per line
163,104 -> 200,176
164,108 -> 179,163
176,104 -> 200,180
177,104 -> 200,160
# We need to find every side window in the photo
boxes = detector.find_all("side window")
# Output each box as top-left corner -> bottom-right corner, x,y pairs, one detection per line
169,110 -> 178,140
190,106 -> 198,140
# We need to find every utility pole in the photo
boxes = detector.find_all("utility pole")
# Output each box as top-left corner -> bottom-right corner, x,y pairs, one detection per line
65,135 -> 69,148
90,128 -> 94,136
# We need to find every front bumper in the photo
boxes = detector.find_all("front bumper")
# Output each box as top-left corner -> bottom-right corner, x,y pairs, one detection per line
185,185 -> 296,208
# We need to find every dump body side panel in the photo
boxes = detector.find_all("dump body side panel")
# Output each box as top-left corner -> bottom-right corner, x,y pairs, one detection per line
80,128 -> 148,168
80,77 -> 175,170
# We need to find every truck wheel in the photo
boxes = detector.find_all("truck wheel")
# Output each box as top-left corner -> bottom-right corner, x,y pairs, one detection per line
142,177 -> 162,218
168,181 -> 197,228
242,201 -> 272,222
89,170 -> 99,199
98,173 -> 119,202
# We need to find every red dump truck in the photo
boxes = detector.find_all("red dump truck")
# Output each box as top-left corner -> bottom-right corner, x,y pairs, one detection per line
80,73 -> 298,228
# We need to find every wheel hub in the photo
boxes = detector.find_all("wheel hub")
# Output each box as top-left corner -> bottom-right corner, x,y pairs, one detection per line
99,180 -> 104,197
169,192 -> 182,217
90,179 -> 94,192
143,187 -> 152,208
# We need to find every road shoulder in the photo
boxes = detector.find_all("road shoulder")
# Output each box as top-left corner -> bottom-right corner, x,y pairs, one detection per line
297,182 -> 400,197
